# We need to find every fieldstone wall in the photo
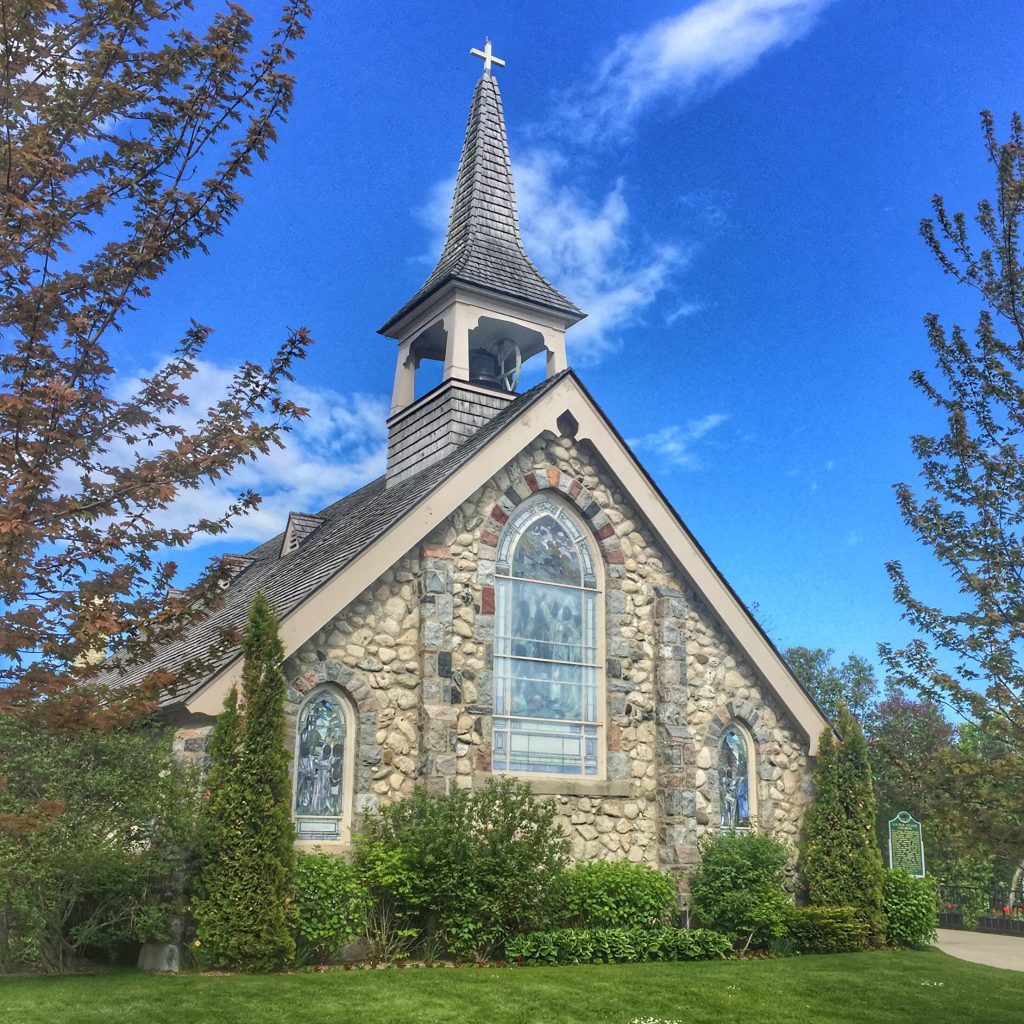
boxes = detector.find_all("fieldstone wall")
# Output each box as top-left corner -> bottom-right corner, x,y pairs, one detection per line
169,426 -> 816,881
285,550 -> 423,827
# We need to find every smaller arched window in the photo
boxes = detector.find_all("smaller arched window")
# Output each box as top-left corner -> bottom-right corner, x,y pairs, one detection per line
718,724 -> 755,829
294,687 -> 352,842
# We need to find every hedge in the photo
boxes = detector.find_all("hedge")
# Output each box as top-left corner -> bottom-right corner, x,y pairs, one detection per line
506,927 -> 732,965
786,905 -> 868,954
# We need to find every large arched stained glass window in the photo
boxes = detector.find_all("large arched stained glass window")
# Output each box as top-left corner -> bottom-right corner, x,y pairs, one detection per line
718,725 -> 754,828
493,497 -> 601,776
294,688 -> 349,842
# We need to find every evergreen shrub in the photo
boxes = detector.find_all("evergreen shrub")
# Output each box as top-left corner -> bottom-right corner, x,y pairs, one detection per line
785,905 -> 868,954
353,777 -> 569,961
556,860 -> 677,929
506,926 -> 731,965
191,593 -> 297,972
799,707 -> 887,944
689,830 -> 793,948
883,870 -> 939,947
294,852 -> 364,964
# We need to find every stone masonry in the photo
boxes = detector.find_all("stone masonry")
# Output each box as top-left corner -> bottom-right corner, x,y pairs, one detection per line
171,428 -> 815,883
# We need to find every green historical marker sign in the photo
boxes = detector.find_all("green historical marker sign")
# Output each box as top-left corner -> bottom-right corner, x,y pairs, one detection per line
888,811 -> 925,877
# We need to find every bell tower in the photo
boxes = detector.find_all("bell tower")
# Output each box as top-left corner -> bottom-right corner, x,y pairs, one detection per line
379,40 -> 585,486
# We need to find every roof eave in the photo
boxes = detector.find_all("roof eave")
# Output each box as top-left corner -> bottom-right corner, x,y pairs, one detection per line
378,274 -> 586,340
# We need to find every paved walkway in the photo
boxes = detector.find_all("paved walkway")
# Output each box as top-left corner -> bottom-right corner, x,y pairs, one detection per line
937,928 -> 1024,972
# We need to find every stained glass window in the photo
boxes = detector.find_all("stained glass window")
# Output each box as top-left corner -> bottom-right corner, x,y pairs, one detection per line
294,690 -> 348,841
493,498 -> 601,776
718,726 -> 752,828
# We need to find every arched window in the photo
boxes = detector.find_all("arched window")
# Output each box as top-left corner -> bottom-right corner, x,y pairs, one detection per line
294,687 -> 352,842
718,724 -> 755,828
493,496 -> 601,776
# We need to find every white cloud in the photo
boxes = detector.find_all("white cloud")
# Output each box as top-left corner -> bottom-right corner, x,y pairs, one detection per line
516,151 -> 687,361
666,300 -> 705,326
628,412 -> 729,468
108,360 -> 388,549
572,0 -> 831,140
419,152 -> 688,363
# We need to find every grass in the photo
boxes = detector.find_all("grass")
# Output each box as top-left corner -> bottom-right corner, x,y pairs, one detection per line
1,949 -> 1021,1024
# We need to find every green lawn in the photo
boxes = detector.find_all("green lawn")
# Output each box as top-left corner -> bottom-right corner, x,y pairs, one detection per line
1,950 -> 1021,1024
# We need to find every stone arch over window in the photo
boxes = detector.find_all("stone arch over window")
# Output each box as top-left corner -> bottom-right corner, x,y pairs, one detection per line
292,684 -> 356,843
715,720 -> 757,829
492,493 -> 604,777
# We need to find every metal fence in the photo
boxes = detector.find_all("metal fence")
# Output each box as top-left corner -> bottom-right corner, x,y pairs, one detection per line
938,885 -> 1024,937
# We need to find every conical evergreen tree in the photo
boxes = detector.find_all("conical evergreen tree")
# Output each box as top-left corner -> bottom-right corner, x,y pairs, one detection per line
192,593 -> 297,971
799,706 -> 887,944
193,685 -> 250,964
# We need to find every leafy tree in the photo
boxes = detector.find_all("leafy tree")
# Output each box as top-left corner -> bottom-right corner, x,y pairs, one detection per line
0,716 -> 197,973
192,592 -> 296,972
784,646 -> 878,722
880,110 -> 1024,867
799,707 -> 887,944
0,1 -> 313,726
868,686 -> 954,845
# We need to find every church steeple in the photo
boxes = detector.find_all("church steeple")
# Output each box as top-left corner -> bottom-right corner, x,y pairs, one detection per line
380,51 -> 582,335
379,41 -> 585,486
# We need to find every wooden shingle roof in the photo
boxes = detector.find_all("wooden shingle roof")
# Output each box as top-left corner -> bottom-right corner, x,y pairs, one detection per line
379,73 -> 583,334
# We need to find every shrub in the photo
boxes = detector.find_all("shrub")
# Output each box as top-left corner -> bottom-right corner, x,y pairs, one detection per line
799,708 -> 887,944
192,593 -> 297,972
294,853 -> 364,964
353,777 -> 570,961
0,716 -> 197,974
689,830 -> 793,949
556,860 -> 677,929
785,905 -> 868,954
883,870 -> 939,947
506,926 -> 731,965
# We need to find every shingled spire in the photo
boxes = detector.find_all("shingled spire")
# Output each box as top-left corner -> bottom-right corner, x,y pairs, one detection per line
380,43 -> 584,486
380,73 -> 582,332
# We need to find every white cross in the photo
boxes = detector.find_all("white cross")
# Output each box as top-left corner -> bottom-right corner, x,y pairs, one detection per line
470,38 -> 505,77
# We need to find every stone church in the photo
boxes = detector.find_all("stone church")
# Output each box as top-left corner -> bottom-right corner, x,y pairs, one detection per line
148,44 -> 829,876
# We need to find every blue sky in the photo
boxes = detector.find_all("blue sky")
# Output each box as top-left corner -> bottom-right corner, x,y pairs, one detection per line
112,0 -> 1024,668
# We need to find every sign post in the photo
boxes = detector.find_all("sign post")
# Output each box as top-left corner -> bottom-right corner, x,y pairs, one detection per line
888,811 -> 925,877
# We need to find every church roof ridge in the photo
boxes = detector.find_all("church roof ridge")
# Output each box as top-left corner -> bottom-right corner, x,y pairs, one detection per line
379,72 -> 584,335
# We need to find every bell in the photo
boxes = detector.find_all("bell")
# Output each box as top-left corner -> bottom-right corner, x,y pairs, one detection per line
469,338 -> 522,392
469,349 -> 502,387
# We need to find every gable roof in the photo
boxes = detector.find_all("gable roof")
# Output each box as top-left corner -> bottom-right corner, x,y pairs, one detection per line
126,369 -> 829,752
379,73 -> 583,335
108,372 -> 571,706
